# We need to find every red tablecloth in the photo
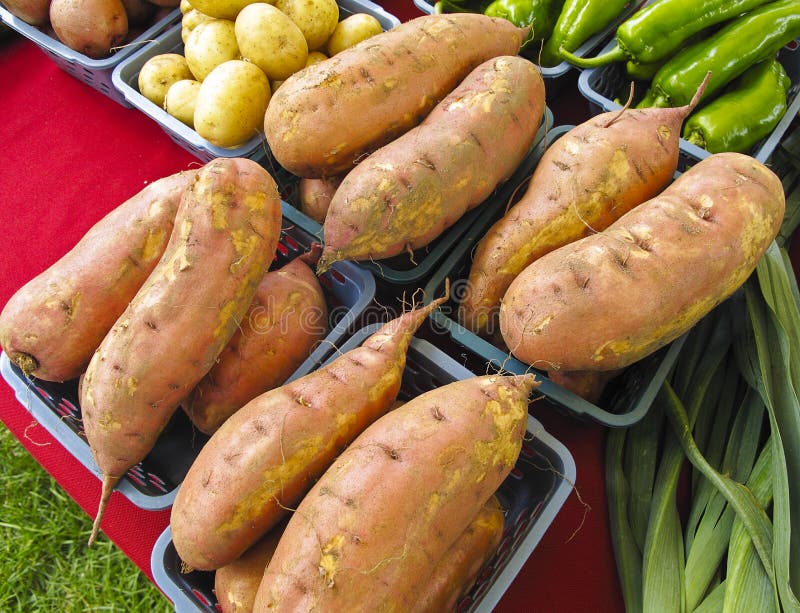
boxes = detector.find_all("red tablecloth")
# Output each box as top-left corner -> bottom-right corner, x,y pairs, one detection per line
0,4 -> 624,611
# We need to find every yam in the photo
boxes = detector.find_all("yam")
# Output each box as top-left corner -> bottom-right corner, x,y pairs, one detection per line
81,158 -> 282,545
215,527 -> 283,613
459,79 -> 709,339
182,249 -> 329,435
499,152 -> 785,372
170,297 -> 447,571
413,495 -> 505,612
0,170 -> 196,382
317,55 -> 545,272
253,373 -> 535,611
263,13 -> 529,178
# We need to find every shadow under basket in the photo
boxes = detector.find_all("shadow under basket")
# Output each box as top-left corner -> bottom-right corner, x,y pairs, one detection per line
150,331 -> 576,613
0,201 -> 375,510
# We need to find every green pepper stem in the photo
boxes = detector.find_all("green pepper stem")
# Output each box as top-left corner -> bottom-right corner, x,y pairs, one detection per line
559,44 -> 627,68
684,129 -> 707,149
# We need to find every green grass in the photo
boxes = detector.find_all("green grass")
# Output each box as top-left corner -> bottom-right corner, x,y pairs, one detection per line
0,424 -> 172,613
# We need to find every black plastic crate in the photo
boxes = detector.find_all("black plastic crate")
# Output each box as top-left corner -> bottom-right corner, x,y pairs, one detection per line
150,331 -> 575,612
0,201 -> 375,509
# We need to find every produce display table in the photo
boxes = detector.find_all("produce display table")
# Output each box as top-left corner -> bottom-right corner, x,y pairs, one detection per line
0,3 -> 628,610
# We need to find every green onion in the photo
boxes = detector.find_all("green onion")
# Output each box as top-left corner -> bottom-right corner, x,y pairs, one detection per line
606,426 -> 644,613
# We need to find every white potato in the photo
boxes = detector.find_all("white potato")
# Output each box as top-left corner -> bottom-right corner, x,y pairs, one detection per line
194,59 -> 271,148
305,50 -> 327,66
326,13 -> 382,56
137,53 -> 194,107
181,8 -> 216,43
235,3 -> 307,81
164,79 -> 201,127
275,0 -> 338,51
179,0 -> 192,13
188,0 -> 270,20
184,19 -> 239,81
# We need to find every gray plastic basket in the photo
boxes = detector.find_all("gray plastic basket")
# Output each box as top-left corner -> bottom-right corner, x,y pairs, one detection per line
577,37 -> 800,166
266,106 -> 554,288
415,124 -> 687,428
0,200 -> 375,510
0,5 -> 180,106
412,0 -> 647,93
111,0 -> 401,162
150,331 -> 575,613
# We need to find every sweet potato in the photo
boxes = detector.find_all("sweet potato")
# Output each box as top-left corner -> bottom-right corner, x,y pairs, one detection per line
81,158 -> 282,545
499,152 -> 785,372
413,495 -> 505,613
263,13 -> 529,179
215,527 -> 284,613
252,373 -> 534,611
298,176 -> 343,224
182,250 -> 329,435
170,297 -> 447,571
459,78 -> 709,339
0,169 -> 196,382
214,496 -> 502,613
316,55 -> 545,273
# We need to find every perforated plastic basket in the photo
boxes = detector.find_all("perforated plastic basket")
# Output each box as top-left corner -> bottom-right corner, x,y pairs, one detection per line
0,201 -> 375,510
577,37 -> 800,166
150,330 -> 575,613
265,107 -> 554,288
416,124 -> 687,428
111,0 -> 401,162
412,0 -> 646,93
0,5 -> 180,106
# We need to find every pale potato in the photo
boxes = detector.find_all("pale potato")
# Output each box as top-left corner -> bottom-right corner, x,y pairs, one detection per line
326,13 -> 382,56
305,50 -> 327,66
184,19 -> 239,81
164,79 -> 201,127
181,8 -> 216,43
187,0 -> 269,20
179,0 -> 192,13
275,0 -> 338,51
194,59 -> 271,148
138,53 -> 194,107
235,3 -> 307,81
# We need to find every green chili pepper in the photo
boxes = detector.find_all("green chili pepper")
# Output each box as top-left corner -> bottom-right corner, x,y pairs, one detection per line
644,0 -> 800,108
538,0 -> 629,67
625,58 -> 665,81
560,0 -> 773,68
682,59 -> 791,154
483,0 -> 563,42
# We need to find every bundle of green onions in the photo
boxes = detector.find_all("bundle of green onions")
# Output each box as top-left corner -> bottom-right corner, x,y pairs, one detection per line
606,138 -> 800,612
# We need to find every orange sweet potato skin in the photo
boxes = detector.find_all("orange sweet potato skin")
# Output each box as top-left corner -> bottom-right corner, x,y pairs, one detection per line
460,104 -> 696,338
215,527 -> 283,613
0,170 -> 196,382
413,495 -> 505,613
500,152 -> 785,371
263,13 -> 528,179
182,256 -> 329,435
318,55 -> 545,271
253,374 -> 535,612
81,158 -> 282,481
298,176 -> 343,224
170,303 -> 441,571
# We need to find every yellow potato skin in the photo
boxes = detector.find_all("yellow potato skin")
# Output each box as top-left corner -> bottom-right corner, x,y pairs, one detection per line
194,60 -> 271,148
